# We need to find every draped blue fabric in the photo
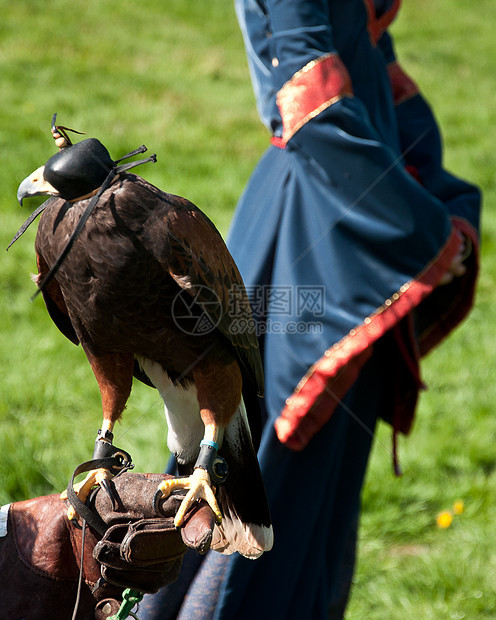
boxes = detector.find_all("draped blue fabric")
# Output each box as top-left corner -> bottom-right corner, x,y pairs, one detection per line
231,0 -> 479,430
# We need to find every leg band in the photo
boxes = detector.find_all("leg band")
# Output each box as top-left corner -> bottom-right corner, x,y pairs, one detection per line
194,444 -> 229,485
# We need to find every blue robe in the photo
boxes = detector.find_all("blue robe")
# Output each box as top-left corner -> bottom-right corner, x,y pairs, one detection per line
141,0 -> 480,617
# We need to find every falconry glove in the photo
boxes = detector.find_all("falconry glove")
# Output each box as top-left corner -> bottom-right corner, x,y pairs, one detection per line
0,471 -> 215,620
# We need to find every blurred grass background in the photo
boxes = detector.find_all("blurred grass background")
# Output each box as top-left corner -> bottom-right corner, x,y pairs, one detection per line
0,1 -> 495,617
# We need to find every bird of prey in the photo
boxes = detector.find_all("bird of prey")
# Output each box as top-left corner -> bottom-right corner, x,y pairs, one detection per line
15,117 -> 273,558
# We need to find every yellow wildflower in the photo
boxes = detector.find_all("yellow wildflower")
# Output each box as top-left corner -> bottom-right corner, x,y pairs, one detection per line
453,500 -> 464,515
436,511 -> 453,529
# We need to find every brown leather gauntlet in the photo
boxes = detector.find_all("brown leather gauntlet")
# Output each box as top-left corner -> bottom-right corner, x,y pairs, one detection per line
0,472 -> 215,619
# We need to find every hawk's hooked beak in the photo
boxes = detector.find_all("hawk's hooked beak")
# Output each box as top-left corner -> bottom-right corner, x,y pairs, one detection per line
17,166 -> 59,206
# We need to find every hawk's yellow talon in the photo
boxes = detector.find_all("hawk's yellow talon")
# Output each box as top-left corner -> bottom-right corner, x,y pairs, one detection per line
60,467 -> 113,520
156,468 -> 222,527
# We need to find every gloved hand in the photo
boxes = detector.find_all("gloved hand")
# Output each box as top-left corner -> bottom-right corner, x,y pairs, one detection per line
91,471 -> 215,593
0,472 -> 215,620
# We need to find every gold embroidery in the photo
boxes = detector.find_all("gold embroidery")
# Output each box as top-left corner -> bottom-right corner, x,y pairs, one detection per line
276,53 -> 353,144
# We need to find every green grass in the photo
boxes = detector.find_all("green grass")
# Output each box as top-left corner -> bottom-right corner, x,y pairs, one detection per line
1,1 -> 495,618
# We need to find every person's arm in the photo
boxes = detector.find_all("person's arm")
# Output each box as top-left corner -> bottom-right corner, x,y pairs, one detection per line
236,0 -> 353,142
378,30 -> 481,232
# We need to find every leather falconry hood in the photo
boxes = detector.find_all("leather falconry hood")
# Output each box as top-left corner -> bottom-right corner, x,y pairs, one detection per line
44,137 -> 114,201
11,114 -> 157,297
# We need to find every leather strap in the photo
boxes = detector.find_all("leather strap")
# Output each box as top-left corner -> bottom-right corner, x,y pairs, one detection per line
66,456 -> 133,536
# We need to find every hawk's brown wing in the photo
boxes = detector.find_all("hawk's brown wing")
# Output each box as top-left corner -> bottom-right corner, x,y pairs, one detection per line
135,178 -> 264,398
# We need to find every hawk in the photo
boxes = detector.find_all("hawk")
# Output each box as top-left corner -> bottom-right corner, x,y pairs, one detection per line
15,117 -> 273,558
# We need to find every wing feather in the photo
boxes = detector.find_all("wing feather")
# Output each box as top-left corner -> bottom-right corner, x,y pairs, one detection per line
140,181 -> 264,397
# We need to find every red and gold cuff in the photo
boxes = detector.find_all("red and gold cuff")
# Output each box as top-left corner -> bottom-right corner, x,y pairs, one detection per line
276,53 -> 353,146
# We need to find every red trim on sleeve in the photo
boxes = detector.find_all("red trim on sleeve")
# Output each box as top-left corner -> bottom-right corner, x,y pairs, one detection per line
275,227 -> 464,450
364,0 -> 401,44
270,136 -> 287,150
276,53 -> 353,145
417,217 -> 479,356
387,61 -> 419,105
